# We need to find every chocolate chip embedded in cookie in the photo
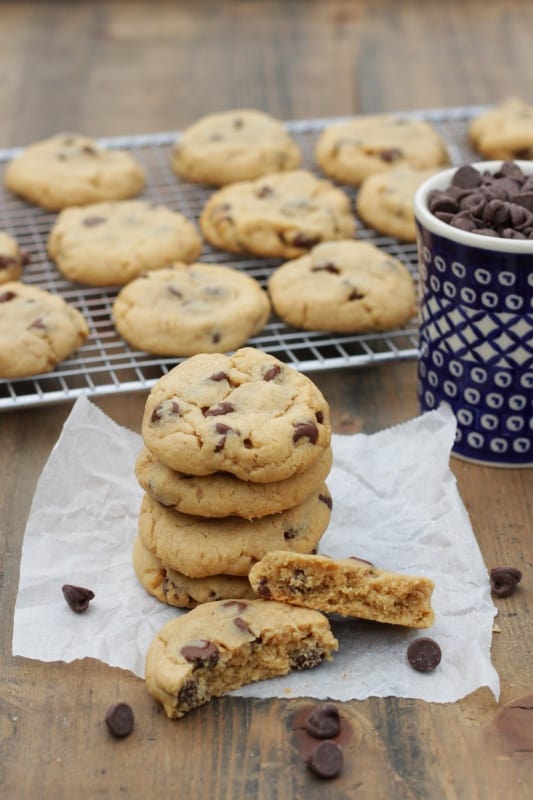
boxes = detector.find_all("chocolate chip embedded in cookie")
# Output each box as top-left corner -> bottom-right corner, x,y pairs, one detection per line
249,551 -> 435,628
356,165 -> 441,242
0,232 -> 27,285
145,598 -> 338,718
315,114 -> 449,186
132,536 -> 255,608
135,445 -> 332,519
171,109 -> 302,186
141,347 -> 331,482
113,263 -> 270,354
469,97 -> 533,159
268,240 -> 416,333
0,282 -> 89,379
4,133 -> 145,211
48,201 -> 202,287
200,169 -> 356,259
137,487 -> 331,578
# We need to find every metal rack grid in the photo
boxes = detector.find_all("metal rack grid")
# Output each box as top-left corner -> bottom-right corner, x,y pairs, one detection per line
0,106 -> 485,410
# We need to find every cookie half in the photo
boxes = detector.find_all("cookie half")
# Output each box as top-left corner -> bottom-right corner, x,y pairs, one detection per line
171,109 -> 302,185
315,114 -> 449,186
356,165 -> 441,242
4,133 -> 145,210
469,97 -> 533,159
141,347 -> 331,482
137,486 -> 332,578
268,240 -> 416,333
135,444 -> 333,519
132,536 -> 255,608
145,598 -> 338,717
249,552 -> 435,628
113,263 -> 270,355
47,201 -> 202,286
200,169 -> 356,258
0,282 -> 89,378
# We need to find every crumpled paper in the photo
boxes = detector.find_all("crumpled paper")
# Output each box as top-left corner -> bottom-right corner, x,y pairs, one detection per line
12,394 -> 499,703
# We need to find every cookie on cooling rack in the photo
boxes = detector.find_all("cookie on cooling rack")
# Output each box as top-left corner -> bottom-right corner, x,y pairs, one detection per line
0,282 -> 89,379
356,165 -> 441,242
171,109 -> 302,186
47,201 -> 202,287
315,114 -> 450,186
0,232 -> 27,284
200,169 -> 356,259
4,133 -> 145,211
268,240 -> 416,333
112,262 -> 270,355
469,97 -> 533,159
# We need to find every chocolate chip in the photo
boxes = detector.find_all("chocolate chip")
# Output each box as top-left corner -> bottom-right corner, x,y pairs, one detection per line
256,185 -> 273,198
180,640 -> 219,667
30,318 -> 45,329
293,421 -> 318,444
83,216 -> 106,227
223,600 -> 249,611
305,703 -> 341,739
209,371 -> 229,382
307,740 -> 343,779
62,584 -> 95,613
292,233 -> 321,249
204,402 -> 234,417
0,256 -> 17,269
234,617 -> 255,636
167,285 -> 182,298
0,291 -> 16,302
255,577 -> 272,598
451,164 -> 483,189
150,400 -> 180,423
380,147 -> 403,163
311,262 -> 340,274
81,145 -> 98,155
178,680 -> 199,708
318,493 -> 332,510
212,331 -> 221,344
407,637 -> 442,672
291,649 -> 325,669
263,364 -> 281,381
21,251 -> 31,266
490,566 -> 522,598
233,116 -> 244,129
105,703 -> 134,738
284,528 -> 297,540
348,287 -> 365,301
315,411 -> 324,424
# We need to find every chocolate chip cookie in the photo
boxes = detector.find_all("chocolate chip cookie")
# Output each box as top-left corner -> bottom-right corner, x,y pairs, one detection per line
200,169 -> 356,258
112,263 -> 270,355
135,444 -> 333,519
145,597 -> 338,717
0,232 -> 26,284
142,347 -> 331,482
0,282 -> 89,378
4,133 -> 145,210
315,114 -> 449,186
47,201 -> 202,286
171,109 -> 302,186
469,97 -> 533,159
249,552 -> 436,628
132,536 -> 255,608
268,240 -> 416,333
356,165 -> 441,241
137,487 -> 332,578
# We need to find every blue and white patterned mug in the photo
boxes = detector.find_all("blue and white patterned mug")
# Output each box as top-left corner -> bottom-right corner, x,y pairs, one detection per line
414,162 -> 532,467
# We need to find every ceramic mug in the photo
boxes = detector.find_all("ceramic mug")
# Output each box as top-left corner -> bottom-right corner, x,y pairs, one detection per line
413,162 -> 533,467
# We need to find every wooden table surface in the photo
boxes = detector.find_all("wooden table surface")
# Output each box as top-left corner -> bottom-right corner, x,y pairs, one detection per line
1,2 -> 532,798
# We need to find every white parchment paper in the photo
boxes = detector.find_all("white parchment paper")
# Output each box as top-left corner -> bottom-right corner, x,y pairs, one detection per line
12,394 -> 499,702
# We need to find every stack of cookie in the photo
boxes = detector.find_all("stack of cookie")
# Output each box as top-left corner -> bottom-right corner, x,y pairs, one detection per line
132,346 -> 333,608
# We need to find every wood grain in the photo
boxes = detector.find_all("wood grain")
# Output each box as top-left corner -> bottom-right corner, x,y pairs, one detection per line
1,2 -> 532,798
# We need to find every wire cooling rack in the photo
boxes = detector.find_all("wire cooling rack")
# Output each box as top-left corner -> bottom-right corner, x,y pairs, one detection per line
0,106 -> 485,410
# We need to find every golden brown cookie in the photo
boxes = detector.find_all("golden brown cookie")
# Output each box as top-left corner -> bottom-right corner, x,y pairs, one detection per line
4,133 -> 145,210
171,109 -> 302,185
200,170 -> 356,258
315,114 -> 449,186
469,97 -> 533,159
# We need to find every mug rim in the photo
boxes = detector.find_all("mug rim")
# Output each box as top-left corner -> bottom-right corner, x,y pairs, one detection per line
413,160 -> 533,254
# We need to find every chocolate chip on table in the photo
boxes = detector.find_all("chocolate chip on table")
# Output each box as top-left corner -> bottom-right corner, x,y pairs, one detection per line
105,702 -> 134,738
307,739 -> 344,779
62,584 -> 95,613
490,566 -> 522,598
305,703 -> 341,739
407,637 -> 441,672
